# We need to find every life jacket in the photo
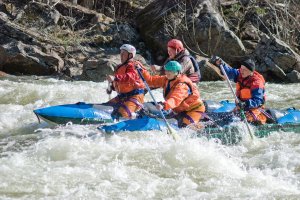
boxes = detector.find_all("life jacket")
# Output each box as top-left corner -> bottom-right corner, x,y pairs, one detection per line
113,60 -> 146,94
163,74 -> 202,113
236,71 -> 266,102
164,50 -> 201,83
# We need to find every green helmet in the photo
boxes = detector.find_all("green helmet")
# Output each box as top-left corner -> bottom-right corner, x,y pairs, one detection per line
164,61 -> 182,73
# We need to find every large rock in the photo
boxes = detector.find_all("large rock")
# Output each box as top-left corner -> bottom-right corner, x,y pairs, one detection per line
136,0 -> 245,65
0,41 -> 64,75
286,70 -> 300,83
80,54 -> 148,82
0,16 -> 64,75
196,55 -> 224,81
54,1 -> 113,30
254,35 -> 300,82
240,22 -> 261,52
14,2 -> 61,27
80,55 -> 118,82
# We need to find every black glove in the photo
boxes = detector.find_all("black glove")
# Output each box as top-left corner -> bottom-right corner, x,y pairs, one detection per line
209,56 -> 223,67
106,83 -> 113,94
237,102 -> 247,110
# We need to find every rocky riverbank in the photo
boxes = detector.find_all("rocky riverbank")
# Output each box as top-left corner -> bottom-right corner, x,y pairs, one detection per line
0,0 -> 299,82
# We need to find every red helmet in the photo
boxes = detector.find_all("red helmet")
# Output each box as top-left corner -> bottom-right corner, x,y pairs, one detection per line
167,39 -> 184,52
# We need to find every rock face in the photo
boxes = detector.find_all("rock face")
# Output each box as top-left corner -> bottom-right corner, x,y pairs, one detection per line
0,1 -> 141,79
254,35 -> 300,83
0,0 -> 300,82
80,55 -> 119,82
0,13 -> 64,75
0,41 -> 64,75
136,0 -> 245,64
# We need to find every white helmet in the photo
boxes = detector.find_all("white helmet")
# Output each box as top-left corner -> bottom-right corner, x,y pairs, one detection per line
120,44 -> 136,58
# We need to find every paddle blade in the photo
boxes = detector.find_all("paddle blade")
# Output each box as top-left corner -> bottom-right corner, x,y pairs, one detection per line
240,110 -> 255,140
166,124 -> 181,141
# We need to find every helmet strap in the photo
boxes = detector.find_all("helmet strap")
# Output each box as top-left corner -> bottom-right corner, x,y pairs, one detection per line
122,53 -> 133,65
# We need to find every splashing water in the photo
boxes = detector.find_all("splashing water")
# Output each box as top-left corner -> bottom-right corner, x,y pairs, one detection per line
0,75 -> 300,199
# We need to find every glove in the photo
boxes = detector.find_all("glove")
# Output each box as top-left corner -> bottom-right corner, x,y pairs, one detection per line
161,109 -> 172,117
107,75 -> 115,83
237,102 -> 247,110
155,102 -> 164,111
209,56 -> 223,67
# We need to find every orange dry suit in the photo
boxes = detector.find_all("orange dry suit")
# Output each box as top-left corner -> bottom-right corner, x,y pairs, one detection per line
221,63 -> 267,124
143,73 -> 205,127
108,59 -> 146,118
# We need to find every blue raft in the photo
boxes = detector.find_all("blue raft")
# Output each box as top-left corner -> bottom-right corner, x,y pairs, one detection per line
33,102 -> 114,124
33,100 -> 300,144
33,100 -> 235,125
98,104 -> 300,144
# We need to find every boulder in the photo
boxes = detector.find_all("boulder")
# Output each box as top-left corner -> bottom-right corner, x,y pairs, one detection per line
0,41 -> 64,75
0,15 -> 65,75
14,2 -> 61,27
80,54 -> 148,82
254,35 -> 300,82
54,1 -> 113,30
196,55 -> 224,81
286,70 -> 300,83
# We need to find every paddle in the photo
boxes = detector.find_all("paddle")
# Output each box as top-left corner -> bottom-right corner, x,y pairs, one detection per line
106,81 -> 113,100
219,64 -> 255,139
135,67 -> 180,141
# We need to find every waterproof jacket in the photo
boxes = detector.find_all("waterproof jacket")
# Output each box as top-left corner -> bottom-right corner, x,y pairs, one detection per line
159,49 -> 200,83
221,63 -> 266,110
143,73 -> 203,113
113,60 -> 146,94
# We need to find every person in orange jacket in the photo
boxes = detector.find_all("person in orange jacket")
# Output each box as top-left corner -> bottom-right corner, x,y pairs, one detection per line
106,44 -> 148,119
143,61 -> 205,128
210,57 -> 269,124
150,39 -> 201,83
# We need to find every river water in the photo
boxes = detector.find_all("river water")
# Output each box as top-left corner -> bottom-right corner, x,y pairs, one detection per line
0,75 -> 299,199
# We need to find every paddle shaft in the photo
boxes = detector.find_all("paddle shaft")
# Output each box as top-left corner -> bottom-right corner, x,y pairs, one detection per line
107,81 -> 112,100
136,67 -> 179,140
219,64 -> 254,139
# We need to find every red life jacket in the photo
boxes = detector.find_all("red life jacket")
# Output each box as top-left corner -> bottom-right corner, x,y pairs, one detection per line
114,60 -> 146,94
236,71 -> 266,102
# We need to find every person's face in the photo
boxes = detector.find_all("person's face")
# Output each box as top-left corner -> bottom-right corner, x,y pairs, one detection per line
165,70 -> 177,80
240,65 -> 253,78
120,50 -> 130,63
167,47 -> 177,59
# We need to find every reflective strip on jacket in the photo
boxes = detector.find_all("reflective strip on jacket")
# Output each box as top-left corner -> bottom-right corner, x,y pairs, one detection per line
113,60 -> 146,94
143,73 -> 203,113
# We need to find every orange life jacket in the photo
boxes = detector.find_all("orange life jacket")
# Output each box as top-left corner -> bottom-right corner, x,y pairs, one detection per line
163,75 -> 203,113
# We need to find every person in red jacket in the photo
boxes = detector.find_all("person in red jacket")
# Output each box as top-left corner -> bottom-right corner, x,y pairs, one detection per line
151,39 -> 201,83
106,44 -> 147,119
144,61 -> 205,127
210,57 -> 268,124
